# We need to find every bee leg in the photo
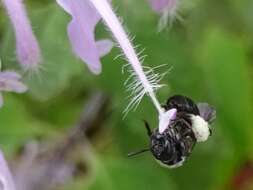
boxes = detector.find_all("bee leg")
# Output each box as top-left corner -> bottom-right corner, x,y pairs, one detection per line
175,118 -> 192,128
173,118 -> 193,137
143,120 -> 152,136
127,148 -> 150,157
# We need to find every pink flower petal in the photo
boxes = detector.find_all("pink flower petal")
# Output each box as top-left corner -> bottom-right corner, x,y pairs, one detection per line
56,0 -> 113,74
159,108 -> 177,133
2,80 -> 28,93
0,151 -> 16,190
0,71 -> 28,93
0,93 -> 3,108
55,0 -> 71,14
2,0 -> 41,70
149,0 -> 172,13
0,71 -> 21,80
96,39 -> 114,57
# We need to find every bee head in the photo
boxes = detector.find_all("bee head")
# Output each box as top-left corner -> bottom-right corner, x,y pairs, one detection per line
150,129 -> 176,162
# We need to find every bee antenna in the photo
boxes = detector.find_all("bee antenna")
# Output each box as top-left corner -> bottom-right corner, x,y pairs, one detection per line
142,119 -> 152,136
127,148 -> 150,157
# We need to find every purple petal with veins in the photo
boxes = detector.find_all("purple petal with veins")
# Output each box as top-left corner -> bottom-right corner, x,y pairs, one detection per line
159,108 -> 177,133
56,0 -> 113,74
0,150 -> 16,190
2,0 -> 41,70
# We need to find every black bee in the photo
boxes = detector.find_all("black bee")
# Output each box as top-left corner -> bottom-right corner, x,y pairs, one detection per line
128,95 -> 216,168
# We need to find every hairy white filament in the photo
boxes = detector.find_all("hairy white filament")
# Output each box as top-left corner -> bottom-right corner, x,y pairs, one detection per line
89,0 -> 164,115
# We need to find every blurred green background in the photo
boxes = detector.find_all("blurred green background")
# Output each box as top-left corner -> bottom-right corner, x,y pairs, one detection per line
1,0 -> 253,190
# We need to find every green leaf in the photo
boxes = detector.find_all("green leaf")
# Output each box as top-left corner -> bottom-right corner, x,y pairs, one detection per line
197,27 -> 253,188
88,156 -> 176,190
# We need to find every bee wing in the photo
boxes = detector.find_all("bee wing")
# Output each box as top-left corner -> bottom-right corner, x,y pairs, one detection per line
197,103 -> 216,124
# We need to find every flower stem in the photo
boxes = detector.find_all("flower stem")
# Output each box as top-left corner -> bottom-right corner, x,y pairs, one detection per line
89,0 -> 164,115
149,91 -> 164,114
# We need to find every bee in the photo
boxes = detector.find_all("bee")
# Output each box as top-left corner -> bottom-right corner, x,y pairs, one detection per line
128,95 -> 216,168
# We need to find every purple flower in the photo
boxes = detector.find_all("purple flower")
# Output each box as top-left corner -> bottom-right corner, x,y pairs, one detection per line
148,0 -> 179,30
149,0 -> 172,13
57,0 -> 166,116
0,150 -> 16,190
159,108 -> 177,133
0,71 -> 27,107
2,0 -> 41,70
88,0 -> 165,115
56,0 -> 113,74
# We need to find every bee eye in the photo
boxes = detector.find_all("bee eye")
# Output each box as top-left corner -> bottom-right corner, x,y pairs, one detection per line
156,137 -> 165,145
153,145 -> 164,156
151,136 -> 166,155
157,141 -> 164,149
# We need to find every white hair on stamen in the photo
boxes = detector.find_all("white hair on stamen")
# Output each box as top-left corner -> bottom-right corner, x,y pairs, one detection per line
89,0 -> 170,116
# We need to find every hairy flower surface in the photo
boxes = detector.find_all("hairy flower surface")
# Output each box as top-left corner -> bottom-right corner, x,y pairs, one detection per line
0,71 -> 27,107
2,0 -> 41,70
57,0 -> 169,123
56,0 -> 113,74
89,0 -> 165,114
0,151 -> 16,190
